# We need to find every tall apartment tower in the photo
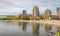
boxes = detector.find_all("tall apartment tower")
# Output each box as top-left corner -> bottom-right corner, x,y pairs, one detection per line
44,9 -> 51,20
57,7 -> 60,16
23,10 -> 27,15
22,10 -> 27,20
33,6 -> 39,16
57,7 -> 60,19
33,6 -> 40,20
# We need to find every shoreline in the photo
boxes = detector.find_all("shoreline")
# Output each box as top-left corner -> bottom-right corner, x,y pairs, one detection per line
0,20 -> 60,26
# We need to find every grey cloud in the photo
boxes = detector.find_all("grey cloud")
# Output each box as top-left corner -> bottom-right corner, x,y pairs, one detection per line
0,0 -> 60,15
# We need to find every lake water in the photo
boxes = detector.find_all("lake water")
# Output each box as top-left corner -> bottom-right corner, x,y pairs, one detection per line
0,21 -> 60,36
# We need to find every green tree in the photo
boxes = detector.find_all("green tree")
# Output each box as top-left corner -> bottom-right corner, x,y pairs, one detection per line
41,16 -> 44,20
16,16 -> 21,20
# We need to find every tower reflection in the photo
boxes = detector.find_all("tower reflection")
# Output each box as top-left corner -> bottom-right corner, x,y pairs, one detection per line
18,22 -> 27,31
44,24 -> 52,36
32,23 -> 40,36
57,26 -> 60,32
45,24 -> 52,32
22,22 -> 27,31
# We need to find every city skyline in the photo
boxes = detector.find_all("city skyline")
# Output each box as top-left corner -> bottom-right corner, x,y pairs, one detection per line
0,0 -> 60,15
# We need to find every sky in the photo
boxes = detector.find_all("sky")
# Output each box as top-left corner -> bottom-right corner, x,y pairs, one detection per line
0,0 -> 60,15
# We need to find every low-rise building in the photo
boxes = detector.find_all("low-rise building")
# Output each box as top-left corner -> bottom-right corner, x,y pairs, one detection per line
51,15 -> 59,20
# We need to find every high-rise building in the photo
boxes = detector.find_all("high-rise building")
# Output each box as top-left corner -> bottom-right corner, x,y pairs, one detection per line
57,7 -> 60,19
33,6 -> 40,20
57,7 -> 60,16
22,10 -> 27,20
23,10 -> 27,15
33,6 -> 39,16
44,9 -> 51,20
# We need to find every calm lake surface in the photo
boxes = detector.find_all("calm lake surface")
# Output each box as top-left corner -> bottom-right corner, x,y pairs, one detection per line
0,21 -> 60,36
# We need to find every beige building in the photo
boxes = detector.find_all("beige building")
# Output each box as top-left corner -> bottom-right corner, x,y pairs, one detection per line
57,7 -> 60,19
57,7 -> 60,16
51,15 -> 59,20
33,6 -> 40,20
44,9 -> 51,20
44,8 -> 60,20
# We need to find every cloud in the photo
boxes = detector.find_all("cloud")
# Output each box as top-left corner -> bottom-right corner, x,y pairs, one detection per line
0,0 -> 60,15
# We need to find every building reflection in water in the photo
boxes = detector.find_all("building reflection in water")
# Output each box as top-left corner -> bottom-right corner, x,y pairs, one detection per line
17,22 -> 55,36
45,24 -> 52,32
32,23 -> 40,36
44,24 -> 54,36
57,26 -> 60,32
22,22 -> 27,31
17,22 -> 27,32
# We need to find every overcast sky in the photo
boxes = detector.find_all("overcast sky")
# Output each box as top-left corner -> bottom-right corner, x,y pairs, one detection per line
0,0 -> 60,15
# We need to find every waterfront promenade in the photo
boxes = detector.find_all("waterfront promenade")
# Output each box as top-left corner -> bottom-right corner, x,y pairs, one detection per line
1,20 -> 60,26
